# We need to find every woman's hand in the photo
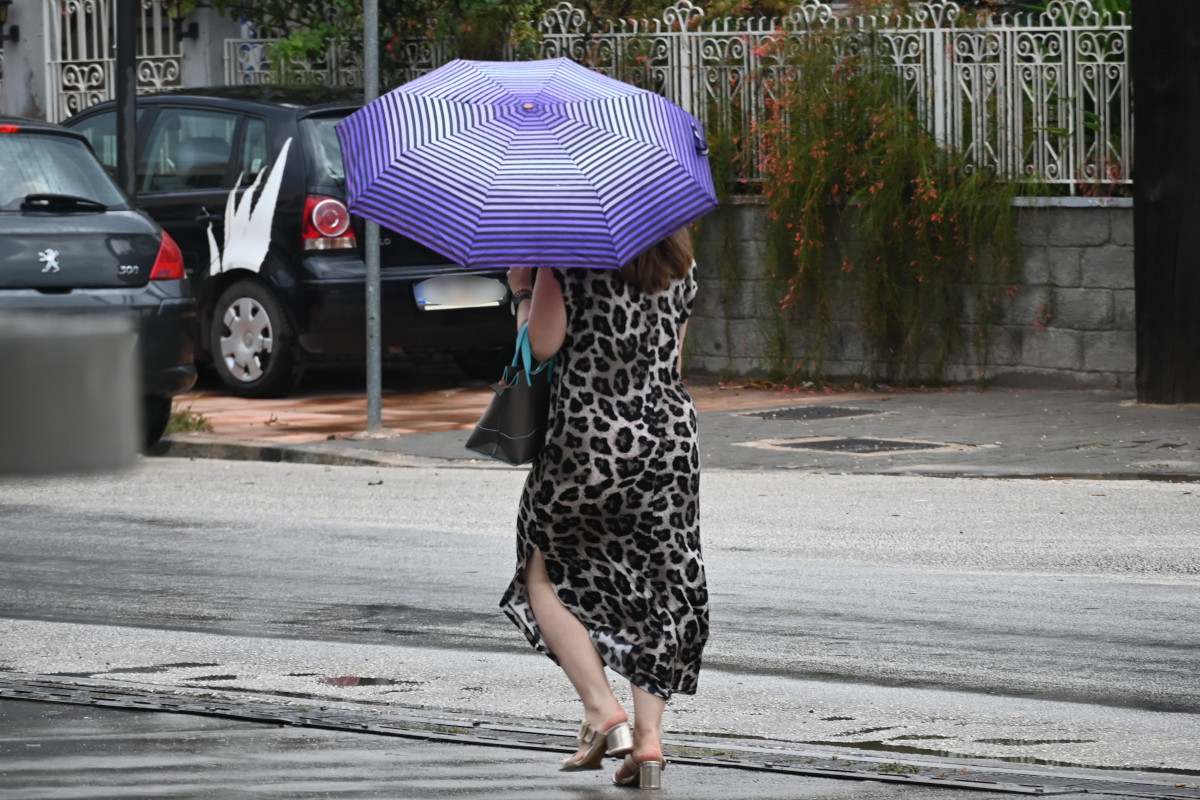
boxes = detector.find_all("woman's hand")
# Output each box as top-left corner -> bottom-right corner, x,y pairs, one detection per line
507,267 -> 534,293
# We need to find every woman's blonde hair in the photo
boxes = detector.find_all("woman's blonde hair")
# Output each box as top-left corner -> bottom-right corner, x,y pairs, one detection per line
619,227 -> 694,294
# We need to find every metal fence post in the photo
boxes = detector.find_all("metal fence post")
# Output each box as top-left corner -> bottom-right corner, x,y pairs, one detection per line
115,0 -> 135,197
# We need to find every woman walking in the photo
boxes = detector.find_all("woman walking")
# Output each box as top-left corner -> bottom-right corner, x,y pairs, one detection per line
500,228 -> 709,790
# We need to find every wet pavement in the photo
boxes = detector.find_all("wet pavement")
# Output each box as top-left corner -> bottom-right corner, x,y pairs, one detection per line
5,683 -> 1198,800
6,364 -> 1200,798
0,697 -> 1031,800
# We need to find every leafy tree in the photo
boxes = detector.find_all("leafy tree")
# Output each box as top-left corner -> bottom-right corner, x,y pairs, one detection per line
1016,0 -> 1130,18
205,0 -> 804,75
208,0 -> 544,74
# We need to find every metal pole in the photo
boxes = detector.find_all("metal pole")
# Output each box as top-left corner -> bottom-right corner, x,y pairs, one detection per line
115,0 -> 137,197
364,0 -> 383,432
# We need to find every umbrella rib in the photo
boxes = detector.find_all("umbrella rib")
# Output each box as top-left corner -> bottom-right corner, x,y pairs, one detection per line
535,121 -> 621,267
390,100 -> 510,160
541,106 -> 714,259
551,97 -> 710,191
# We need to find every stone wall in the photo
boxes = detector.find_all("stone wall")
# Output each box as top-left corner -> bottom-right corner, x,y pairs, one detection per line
688,197 -> 1135,389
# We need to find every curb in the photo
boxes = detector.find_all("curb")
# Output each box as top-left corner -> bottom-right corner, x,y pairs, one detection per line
151,435 -> 512,470
4,674 -> 1197,798
152,436 -> 1200,482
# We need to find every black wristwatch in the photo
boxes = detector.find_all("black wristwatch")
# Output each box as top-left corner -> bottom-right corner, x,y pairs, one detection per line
510,288 -> 532,316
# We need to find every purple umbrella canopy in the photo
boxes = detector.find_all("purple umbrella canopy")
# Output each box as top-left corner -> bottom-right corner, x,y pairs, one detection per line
335,58 -> 718,270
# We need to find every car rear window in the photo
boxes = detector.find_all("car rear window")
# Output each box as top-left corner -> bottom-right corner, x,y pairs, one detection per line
0,133 -> 129,211
301,116 -> 347,186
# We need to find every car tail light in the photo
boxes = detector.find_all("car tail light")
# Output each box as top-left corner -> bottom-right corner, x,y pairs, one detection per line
150,230 -> 185,280
0,124 -> 19,134
302,195 -> 355,251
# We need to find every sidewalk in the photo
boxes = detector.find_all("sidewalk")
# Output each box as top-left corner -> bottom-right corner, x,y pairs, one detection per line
157,367 -> 1200,480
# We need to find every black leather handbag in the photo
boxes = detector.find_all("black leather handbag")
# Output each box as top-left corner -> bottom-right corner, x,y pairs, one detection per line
465,324 -> 555,465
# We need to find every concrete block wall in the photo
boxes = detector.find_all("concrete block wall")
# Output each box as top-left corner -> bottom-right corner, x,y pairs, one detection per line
688,197 -> 1135,389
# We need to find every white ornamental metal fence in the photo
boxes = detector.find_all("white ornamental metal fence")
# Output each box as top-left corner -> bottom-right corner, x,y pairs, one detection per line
223,38 -> 365,87
217,0 -> 1131,192
223,27 -> 449,87
43,0 -> 184,123
539,0 -> 1131,191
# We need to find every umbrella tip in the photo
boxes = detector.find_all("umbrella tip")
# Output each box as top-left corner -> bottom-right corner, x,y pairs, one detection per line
693,121 -> 710,156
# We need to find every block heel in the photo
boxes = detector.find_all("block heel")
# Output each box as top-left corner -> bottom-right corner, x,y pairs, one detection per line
559,720 -> 633,771
613,754 -> 666,789
638,760 -> 663,790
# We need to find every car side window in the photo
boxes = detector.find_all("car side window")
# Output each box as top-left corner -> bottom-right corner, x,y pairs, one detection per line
140,108 -> 237,193
67,110 -> 144,179
240,117 -> 268,186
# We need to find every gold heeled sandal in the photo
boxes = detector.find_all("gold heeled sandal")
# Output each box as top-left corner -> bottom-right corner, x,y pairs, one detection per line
613,754 -> 666,789
559,720 -> 633,771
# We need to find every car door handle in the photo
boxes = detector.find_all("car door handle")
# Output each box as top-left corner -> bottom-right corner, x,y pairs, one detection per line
195,212 -> 224,224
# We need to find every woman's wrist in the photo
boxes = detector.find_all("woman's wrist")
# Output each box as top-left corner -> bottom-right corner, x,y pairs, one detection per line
510,287 -> 533,316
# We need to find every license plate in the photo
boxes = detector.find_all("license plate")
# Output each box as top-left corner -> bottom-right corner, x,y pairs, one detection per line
413,276 -> 506,311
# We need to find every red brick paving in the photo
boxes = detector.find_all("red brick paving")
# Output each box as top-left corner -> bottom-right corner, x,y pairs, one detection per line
171,376 -> 870,445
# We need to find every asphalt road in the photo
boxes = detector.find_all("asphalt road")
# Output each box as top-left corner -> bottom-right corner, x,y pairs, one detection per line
1,458 -> 1197,779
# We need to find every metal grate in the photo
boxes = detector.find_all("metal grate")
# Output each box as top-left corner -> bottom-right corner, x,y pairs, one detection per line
746,406 -> 879,421
776,437 -> 946,454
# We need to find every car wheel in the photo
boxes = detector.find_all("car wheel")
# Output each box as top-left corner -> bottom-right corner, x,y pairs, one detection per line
452,347 -> 511,382
143,395 -> 172,451
210,279 -> 304,398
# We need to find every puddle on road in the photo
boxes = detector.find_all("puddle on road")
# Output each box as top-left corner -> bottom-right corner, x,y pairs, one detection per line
321,676 -> 405,687
102,662 -> 220,675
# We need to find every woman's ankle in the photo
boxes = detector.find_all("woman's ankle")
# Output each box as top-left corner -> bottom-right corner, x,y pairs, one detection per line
631,730 -> 663,762
585,703 -> 628,732
632,744 -> 664,762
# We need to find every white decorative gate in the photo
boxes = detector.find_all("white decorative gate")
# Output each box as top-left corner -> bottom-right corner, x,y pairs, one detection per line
222,38 -> 368,87
209,0 -> 1130,191
43,0 -> 183,123
539,0 -> 1131,191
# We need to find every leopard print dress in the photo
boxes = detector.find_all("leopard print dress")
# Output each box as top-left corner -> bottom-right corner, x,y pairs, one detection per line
500,266 -> 709,700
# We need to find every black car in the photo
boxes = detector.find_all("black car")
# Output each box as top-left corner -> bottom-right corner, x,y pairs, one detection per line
0,116 -> 197,448
64,87 -> 515,398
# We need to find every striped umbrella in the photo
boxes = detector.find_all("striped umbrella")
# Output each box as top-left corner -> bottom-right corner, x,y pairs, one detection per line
335,58 -> 718,269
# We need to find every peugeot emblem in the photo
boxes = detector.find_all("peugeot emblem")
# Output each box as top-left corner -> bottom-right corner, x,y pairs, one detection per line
39,249 -> 61,273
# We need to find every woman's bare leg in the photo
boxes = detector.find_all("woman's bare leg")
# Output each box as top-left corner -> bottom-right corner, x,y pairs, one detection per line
616,684 -> 667,781
525,548 -> 627,758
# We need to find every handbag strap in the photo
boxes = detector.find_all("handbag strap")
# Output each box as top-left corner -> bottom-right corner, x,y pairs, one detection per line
513,323 -> 533,372
513,323 -> 554,380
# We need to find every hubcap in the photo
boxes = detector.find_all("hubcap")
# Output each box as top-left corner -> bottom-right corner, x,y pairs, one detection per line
219,296 -> 273,382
